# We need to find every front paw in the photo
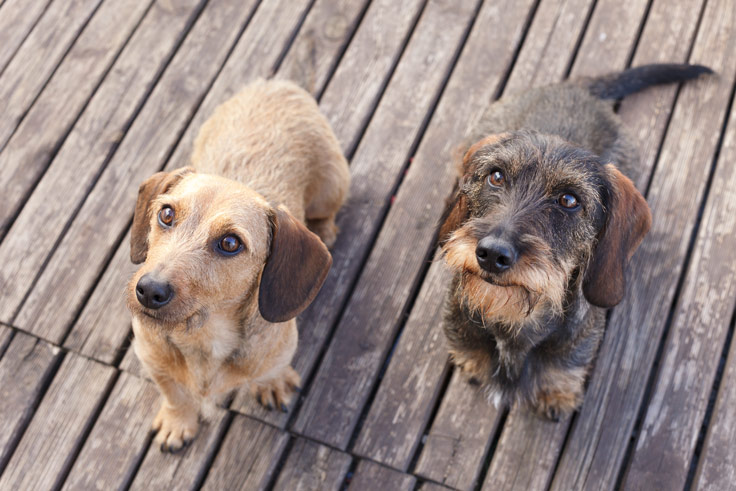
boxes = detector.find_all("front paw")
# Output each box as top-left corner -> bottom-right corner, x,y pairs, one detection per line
152,404 -> 199,453
533,390 -> 580,422
252,366 -> 301,412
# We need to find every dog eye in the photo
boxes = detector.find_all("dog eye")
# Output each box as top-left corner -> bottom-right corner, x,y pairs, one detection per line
158,206 -> 175,227
217,235 -> 243,256
558,193 -> 580,209
487,170 -> 505,188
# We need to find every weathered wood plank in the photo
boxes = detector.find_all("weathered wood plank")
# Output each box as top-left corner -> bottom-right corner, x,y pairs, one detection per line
129,408 -> 229,491
348,460 -> 416,491
0,0 -> 210,326
419,482 -> 453,491
413,370 -> 501,491
483,411 -> 570,491
352,0 -> 595,471
62,372 -> 159,490
0,0 -> 152,241
10,0 -> 271,339
0,324 -> 12,359
693,324 -> 736,490
276,0 -> 371,97
0,0 -> 102,152
352,258 -> 451,469
0,0 -> 52,75
0,353 -> 116,490
66,0 -> 366,367
486,0 -> 708,485
200,414 -> 289,491
504,0 -> 595,94
624,60 -> 736,491
550,0 -> 736,487
272,438 -> 352,491
0,332 -> 60,471
568,0 -> 649,77
292,0 -> 533,449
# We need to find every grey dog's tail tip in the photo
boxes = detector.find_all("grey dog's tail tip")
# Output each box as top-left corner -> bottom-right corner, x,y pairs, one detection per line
587,63 -> 714,100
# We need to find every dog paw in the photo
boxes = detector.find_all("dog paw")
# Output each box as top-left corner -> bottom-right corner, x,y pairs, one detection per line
306,218 -> 338,248
152,405 -> 199,453
252,366 -> 301,412
533,390 -> 580,422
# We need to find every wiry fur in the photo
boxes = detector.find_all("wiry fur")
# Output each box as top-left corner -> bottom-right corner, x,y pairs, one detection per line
438,64 -> 710,419
128,79 -> 350,452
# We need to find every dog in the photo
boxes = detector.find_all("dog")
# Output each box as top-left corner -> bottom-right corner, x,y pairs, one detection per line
438,64 -> 712,419
127,79 -> 350,452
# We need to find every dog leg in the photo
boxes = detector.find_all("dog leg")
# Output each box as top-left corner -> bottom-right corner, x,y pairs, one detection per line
532,365 -> 587,421
251,365 -> 301,412
306,215 -> 339,247
150,374 -> 200,453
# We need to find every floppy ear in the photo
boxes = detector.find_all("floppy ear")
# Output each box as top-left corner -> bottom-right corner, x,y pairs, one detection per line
259,206 -> 333,323
438,133 -> 508,246
130,167 -> 194,264
583,164 -> 652,308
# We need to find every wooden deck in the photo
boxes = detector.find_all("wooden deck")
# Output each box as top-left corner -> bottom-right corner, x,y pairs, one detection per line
0,0 -> 735,489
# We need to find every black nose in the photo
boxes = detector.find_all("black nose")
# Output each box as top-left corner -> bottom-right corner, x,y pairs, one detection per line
136,274 -> 173,309
476,237 -> 518,273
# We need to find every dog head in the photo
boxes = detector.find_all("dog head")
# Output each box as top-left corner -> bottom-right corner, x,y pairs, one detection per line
127,168 -> 332,326
439,130 -> 651,325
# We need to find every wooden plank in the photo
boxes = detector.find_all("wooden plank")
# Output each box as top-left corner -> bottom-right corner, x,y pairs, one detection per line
272,438 -> 352,491
419,483 -> 453,491
0,353 -> 116,490
292,0 -> 534,449
348,460 -> 416,491
623,66 -> 736,491
0,0 -> 52,75
66,0 -> 366,366
550,0 -> 736,487
352,259 -> 451,469
693,325 -> 736,490
276,0 -> 371,97
352,0 -> 594,471
504,0 -> 596,94
129,408 -> 229,491
0,332 -> 60,471
413,370 -> 501,491
0,0 -> 152,240
200,414 -> 289,491
486,0 -> 708,484
483,411 -> 570,491
568,0 -> 649,77
9,0 -> 276,339
62,372 -> 159,490
0,324 -> 12,358
0,0 -> 211,326
0,0 -> 102,152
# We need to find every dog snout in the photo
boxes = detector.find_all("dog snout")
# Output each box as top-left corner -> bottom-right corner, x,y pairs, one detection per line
136,273 -> 174,309
476,236 -> 518,273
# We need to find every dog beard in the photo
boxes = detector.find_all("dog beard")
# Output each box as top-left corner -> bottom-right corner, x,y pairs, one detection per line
442,229 -> 568,329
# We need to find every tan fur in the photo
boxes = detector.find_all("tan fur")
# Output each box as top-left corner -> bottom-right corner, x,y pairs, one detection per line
128,79 -> 350,452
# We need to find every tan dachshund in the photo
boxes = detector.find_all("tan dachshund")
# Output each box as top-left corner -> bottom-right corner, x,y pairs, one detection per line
127,79 -> 350,452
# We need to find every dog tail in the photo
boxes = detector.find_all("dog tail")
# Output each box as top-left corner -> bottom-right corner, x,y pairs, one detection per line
585,63 -> 714,100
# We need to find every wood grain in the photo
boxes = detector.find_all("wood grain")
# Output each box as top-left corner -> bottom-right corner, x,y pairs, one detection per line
276,0 -> 371,97
129,408 -> 229,491
624,52 -> 736,490
0,0 -> 102,152
352,258 -> 451,470
551,0 -> 736,487
0,0 -> 52,75
272,438 -> 352,491
200,414 -> 289,491
413,370 -> 501,491
0,353 -> 115,490
10,0 -> 267,339
0,0 -> 209,325
292,0 -> 533,449
348,460 -> 416,491
62,372 -> 159,490
483,410 -> 570,491
0,332 -> 60,471
0,0 -> 151,240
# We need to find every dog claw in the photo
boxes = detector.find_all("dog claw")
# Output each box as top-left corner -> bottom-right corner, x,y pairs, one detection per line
281,403 -> 288,413
468,377 -> 481,386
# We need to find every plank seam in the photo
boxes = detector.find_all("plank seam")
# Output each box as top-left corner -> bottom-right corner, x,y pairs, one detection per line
473,407 -> 510,491
0,0 -> 157,249
562,0 -> 600,80
7,0 -> 214,328
0,0 -> 55,78
269,0 -> 319,78
263,435 -> 296,491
